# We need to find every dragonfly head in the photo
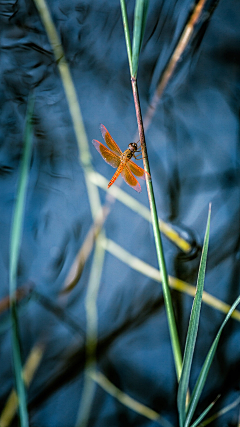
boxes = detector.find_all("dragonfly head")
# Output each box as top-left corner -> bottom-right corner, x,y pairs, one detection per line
128,142 -> 138,152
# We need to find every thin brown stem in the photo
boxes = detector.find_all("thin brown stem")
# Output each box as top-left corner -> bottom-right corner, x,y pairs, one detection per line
131,76 -> 182,379
131,77 -> 151,176
61,204 -> 111,294
143,0 -> 207,132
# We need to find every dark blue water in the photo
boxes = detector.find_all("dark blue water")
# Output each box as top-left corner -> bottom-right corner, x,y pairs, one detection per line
0,1 -> 240,426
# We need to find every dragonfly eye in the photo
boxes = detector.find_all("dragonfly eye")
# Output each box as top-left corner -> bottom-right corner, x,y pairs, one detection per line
128,143 -> 138,152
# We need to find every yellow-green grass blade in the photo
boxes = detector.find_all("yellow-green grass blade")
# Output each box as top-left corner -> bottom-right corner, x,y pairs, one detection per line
90,370 -> 172,427
89,171 -> 192,252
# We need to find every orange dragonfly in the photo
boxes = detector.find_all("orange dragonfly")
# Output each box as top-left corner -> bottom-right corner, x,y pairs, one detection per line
92,124 -> 149,193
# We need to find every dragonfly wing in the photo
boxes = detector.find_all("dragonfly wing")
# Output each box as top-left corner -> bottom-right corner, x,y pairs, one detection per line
100,124 -> 122,155
128,159 -> 151,180
92,140 -> 121,168
121,165 -> 141,193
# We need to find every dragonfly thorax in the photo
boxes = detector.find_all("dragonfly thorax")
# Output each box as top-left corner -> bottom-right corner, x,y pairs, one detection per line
124,142 -> 140,160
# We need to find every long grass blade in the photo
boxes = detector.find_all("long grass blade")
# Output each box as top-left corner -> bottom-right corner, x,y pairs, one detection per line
90,370 -> 172,427
120,0 -> 133,75
132,0 -> 149,77
185,294 -> 240,427
101,237 -> 240,322
89,171 -> 192,252
189,395 -> 220,427
177,206 -> 211,427
9,94 -> 34,427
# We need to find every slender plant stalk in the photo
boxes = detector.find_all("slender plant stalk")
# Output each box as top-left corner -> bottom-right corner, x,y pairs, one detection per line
9,94 -> 34,427
143,0 -> 207,132
131,77 -> 182,379
119,0 -> 182,380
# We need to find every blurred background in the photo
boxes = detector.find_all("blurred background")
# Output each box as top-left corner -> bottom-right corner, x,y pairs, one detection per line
0,0 -> 240,426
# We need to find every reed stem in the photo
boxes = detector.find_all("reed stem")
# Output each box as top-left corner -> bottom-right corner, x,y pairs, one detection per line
131,77 -> 182,379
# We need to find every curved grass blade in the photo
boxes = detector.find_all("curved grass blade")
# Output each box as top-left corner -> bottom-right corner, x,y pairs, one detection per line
177,206 -> 211,427
132,0 -> 149,78
90,370 -> 172,427
185,294 -> 240,427
101,237 -> 240,322
9,94 -> 34,427
89,171 -> 192,252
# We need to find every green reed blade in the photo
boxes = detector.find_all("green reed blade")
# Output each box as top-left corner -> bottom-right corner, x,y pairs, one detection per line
189,396 -> 220,427
9,94 -> 34,427
132,0 -> 149,77
120,0 -> 133,75
185,294 -> 240,427
177,206 -> 211,427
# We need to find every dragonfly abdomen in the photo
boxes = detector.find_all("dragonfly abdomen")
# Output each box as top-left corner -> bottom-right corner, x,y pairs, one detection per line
107,160 -> 128,188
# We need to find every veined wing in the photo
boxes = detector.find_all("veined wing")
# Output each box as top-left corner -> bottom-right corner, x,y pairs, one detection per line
121,165 -> 141,193
128,159 -> 150,180
92,140 -> 121,168
100,124 -> 122,156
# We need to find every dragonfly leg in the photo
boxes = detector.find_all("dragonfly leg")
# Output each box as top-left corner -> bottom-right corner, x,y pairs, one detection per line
133,153 -> 143,160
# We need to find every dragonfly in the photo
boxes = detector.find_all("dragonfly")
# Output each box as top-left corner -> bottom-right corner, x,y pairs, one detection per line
92,124 -> 149,192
